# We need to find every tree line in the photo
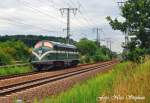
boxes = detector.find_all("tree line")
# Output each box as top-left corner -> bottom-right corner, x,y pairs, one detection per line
0,35 -> 76,47
0,35 -> 115,65
0,40 -> 30,65
76,38 -> 116,63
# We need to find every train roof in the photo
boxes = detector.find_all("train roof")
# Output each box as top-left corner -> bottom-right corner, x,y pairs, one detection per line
51,41 -> 77,49
34,40 -> 77,49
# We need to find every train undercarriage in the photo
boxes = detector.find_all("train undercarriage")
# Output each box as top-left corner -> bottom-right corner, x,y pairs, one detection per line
32,60 -> 79,71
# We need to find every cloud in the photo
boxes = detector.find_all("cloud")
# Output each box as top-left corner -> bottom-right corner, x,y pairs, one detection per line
0,0 -> 124,53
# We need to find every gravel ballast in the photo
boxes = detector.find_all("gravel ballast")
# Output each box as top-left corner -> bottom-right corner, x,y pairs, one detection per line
0,62 -> 117,103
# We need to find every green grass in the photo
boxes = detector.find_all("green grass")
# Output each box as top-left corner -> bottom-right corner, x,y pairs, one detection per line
35,62 -> 128,103
35,60 -> 150,103
103,60 -> 150,103
0,66 -> 32,76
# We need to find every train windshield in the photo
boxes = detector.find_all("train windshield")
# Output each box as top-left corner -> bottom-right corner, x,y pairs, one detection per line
34,41 -> 53,49
44,41 -> 53,48
34,42 -> 42,49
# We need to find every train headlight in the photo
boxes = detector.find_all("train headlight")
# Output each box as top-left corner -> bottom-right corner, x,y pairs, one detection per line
38,50 -> 42,56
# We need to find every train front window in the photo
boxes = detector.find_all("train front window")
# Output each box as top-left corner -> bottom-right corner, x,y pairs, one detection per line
34,42 -> 43,49
44,42 -> 53,48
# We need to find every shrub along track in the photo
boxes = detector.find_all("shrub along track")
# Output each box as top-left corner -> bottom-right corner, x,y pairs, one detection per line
0,60 -> 118,103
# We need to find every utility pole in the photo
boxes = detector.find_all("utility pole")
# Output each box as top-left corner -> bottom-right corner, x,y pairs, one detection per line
106,40 -> 109,49
117,1 -> 125,7
94,28 -> 102,47
117,1 -> 129,46
104,38 -> 112,51
109,40 -> 112,51
60,8 -> 78,44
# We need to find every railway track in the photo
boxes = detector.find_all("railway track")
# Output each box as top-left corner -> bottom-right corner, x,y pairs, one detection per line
0,62 -> 106,80
0,61 -> 117,97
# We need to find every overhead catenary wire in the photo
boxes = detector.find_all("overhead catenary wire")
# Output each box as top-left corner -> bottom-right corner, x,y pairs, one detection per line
19,0 -> 67,24
0,15 -> 59,33
63,0 -> 91,27
66,0 -> 95,28
26,0 -> 94,31
0,0 -> 100,40
21,0 -> 83,28
61,0 -> 94,37
64,0 -> 99,41
76,0 -> 97,26
0,7 -> 60,34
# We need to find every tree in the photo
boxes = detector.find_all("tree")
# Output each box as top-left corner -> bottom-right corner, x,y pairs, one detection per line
106,0 -> 150,62
76,38 -> 97,56
0,49 -> 13,65
76,38 -> 113,63
0,35 -> 76,47
106,0 -> 150,48
0,40 -> 31,62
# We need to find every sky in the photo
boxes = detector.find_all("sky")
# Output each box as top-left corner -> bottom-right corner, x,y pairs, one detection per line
0,0 -> 125,53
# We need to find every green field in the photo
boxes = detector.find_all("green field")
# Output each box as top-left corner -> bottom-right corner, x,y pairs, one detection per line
35,60 -> 150,103
0,66 -> 32,76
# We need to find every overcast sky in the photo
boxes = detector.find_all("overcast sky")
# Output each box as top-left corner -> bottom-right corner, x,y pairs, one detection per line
0,0 -> 124,53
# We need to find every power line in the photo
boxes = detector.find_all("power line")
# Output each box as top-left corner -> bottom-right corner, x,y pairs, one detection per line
18,0 -> 70,36
63,0 -> 94,34
77,3 -> 95,27
116,1 -> 129,46
45,0 -> 61,10
76,0 -> 97,26
93,28 -> 102,46
19,0 -> 66,24
38,0 -> 90,29
0,15 -> 58,33
103,38 -> 113,51
62,0 -> 90,28
62,0 -> 95,27
22,0 -> 85,34
60,8 -> 78,44
117,1 -> 125,7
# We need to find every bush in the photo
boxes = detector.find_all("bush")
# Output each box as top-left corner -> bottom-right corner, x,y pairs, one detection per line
80,55 -> 91,64
76,38 -> 97,56
0,49 -> 13,65
77,38 -> 113,63
0,40 -> 31,62
146,48 -> 150,54
124,48 -> 146,63
92,48 -> 110,62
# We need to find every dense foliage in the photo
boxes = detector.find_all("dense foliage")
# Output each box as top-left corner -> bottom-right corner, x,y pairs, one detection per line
0,50 -> 13,65
0,35 -> 76,65
0,36 -> 114,65
0,35 -> 76,47
76,38 -> 114,63
0,40 -> 31,65
106,0 -> 150,63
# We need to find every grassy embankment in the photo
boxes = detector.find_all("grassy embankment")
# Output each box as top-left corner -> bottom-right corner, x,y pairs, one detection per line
36,60 -> 150,103
0,66 -> 32,76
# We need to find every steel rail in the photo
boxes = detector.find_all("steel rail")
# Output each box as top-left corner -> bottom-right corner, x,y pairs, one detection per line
0,61 -> 117,96
0,61 -> 112,89
0,61 -> 107,80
